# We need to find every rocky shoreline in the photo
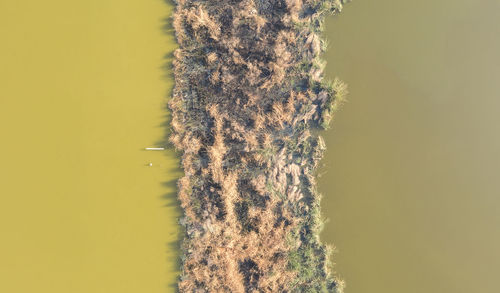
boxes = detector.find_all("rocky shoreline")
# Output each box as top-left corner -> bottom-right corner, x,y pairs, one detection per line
170,0 -> 348,291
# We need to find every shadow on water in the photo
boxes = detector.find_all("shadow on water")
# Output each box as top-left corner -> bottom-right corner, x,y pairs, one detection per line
161,179 -> 180,207
156,0 -> 177,149
156,1 -> 183,292
162,174 -> 183,293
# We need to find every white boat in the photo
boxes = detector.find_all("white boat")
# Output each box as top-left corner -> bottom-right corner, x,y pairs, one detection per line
145,147 -> 165,151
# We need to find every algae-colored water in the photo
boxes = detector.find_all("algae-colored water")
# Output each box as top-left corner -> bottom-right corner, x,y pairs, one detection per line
320,1 -> 500,292
0,1 -> 180,292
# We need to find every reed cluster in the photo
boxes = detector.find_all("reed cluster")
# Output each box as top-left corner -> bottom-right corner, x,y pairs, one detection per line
170,0 -> 348,291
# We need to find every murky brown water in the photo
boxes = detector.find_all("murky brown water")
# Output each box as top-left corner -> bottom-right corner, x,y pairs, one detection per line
320,1 -> 500,292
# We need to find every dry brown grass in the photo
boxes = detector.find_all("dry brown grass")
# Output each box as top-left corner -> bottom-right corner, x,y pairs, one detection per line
171,0 -> 345,291
186,5 -> 221,41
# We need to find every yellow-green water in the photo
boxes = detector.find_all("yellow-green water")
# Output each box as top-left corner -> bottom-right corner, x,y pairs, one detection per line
0,1 -> 180,292
320,1 -> 500,292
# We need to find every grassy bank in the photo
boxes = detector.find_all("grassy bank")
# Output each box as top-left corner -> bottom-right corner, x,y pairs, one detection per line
169,0 -> 347,291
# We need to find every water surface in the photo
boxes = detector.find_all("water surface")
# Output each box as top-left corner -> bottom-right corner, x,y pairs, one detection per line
320,1 -> 500,292
0,1 -> 180,292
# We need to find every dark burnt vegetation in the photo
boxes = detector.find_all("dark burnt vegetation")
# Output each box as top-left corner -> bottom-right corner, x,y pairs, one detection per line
170,0 -> 348,291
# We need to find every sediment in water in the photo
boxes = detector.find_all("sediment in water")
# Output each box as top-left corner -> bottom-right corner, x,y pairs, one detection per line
169,0 -> 348,291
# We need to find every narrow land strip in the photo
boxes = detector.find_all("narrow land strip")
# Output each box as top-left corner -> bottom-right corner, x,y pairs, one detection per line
170,1 -> 348,291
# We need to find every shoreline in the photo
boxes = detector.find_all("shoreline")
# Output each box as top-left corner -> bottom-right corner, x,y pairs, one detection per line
169,0 -> 347,291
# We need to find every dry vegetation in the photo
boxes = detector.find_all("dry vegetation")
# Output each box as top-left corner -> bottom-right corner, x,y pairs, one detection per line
170,0 -> 348,291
